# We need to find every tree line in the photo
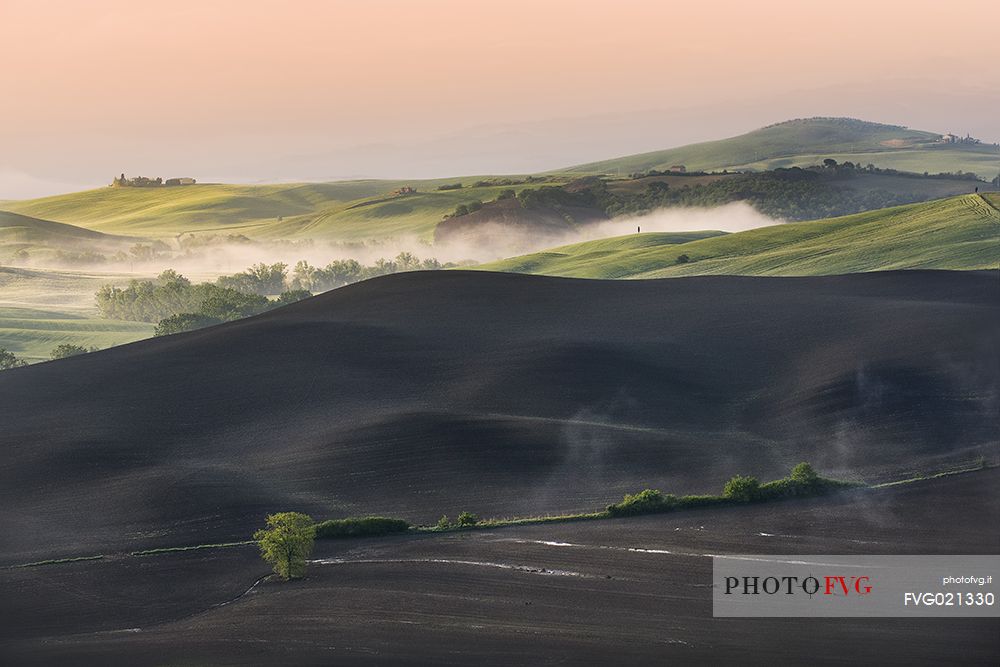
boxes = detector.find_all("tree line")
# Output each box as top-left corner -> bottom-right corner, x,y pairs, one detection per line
95,253 -> 455,336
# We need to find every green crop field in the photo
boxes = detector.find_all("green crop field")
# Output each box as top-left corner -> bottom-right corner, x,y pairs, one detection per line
0,267 -> 159,362
0,307 -> 153,363
565,118 -> 1000,179
477,195 -> 1000,279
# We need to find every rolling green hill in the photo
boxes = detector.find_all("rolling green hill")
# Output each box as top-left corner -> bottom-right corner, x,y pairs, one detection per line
477,194 -> 1000,278
3,119 -> 995,247
0,306 -> 153,363
3,178 -> 564,242
0,267 -> 158,362
566,118 -> 1000,178
0,210 -> 140,261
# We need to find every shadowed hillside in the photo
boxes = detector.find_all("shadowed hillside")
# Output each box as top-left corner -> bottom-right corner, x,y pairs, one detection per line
0,270 -> 996,563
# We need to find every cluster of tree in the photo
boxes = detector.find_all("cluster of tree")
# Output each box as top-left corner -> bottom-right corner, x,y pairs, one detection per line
444,201 -> 483,218
98,253 -> 454,334
53,250 -> 112,266
0,344 -> 98,370
50,344 -> 98,359
819,159 -> 985,181
628,169 -> 715,179
472,176 -> 549,187
0,348 -> 27,371
177,233 -> 253,250
95,268 -> 310,336
517,184 -> 599,210
217,262 -> 289,295
288,253 -> 456,292
606,462 -> 857,517
601,169 -> 943,220
436,182 -> 464,190
445,165 -> 993,224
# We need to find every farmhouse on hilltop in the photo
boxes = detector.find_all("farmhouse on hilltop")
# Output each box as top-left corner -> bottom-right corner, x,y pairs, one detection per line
939,133 -> 981,145
111,173 -> 196,187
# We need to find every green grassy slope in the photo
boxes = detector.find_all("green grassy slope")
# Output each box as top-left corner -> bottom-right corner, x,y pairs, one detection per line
0,267 -> 157,362
477,195 -> 1000,278
566,118 -> 1000,178
0,210 -> 120,242
267,182 -> 557,242
3,178 -> 561,242
0,306 -> 153,363
0,210 -> 139,259
481,231 -> 727,277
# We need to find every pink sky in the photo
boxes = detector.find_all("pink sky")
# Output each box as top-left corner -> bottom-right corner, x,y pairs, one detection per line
1,0 -> 998,197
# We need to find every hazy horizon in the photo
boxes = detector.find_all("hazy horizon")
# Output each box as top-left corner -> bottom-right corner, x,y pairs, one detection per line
2,0 -> 998,199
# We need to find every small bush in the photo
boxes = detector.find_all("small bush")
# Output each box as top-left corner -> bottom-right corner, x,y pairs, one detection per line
607,488 -> 678,517
437,182 -> 463,190
50,344 -> 97,360
790,462 -> 819,483
723,475 -> 761,502
313,516 -> 410,539
456,511 -> 478,527
675,254 -> 690,264
436,515 -> 451,529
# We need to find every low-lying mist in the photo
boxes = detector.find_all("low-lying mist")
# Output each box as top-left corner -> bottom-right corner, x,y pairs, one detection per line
8,202 -> 783,281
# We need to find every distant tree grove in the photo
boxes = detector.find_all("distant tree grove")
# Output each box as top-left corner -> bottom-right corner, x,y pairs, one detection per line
95,253 -> 455,336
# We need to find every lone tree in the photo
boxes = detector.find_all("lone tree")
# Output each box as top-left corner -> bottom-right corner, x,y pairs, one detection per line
254,512 -> 316,580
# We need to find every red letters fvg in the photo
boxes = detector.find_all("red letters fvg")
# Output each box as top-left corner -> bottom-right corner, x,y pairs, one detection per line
722,574 -> 871,596
823,575 -> 872,595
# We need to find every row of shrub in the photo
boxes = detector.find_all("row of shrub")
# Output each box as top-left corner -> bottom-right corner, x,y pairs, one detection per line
313,516 -> 411,539
435,511 -> 479,529
606,463 -> 858,517
301,465 -> 853,543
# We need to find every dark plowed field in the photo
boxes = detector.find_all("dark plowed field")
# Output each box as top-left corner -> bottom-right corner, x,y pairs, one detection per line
0,271 -> 996,563
3,469 -> 998,665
